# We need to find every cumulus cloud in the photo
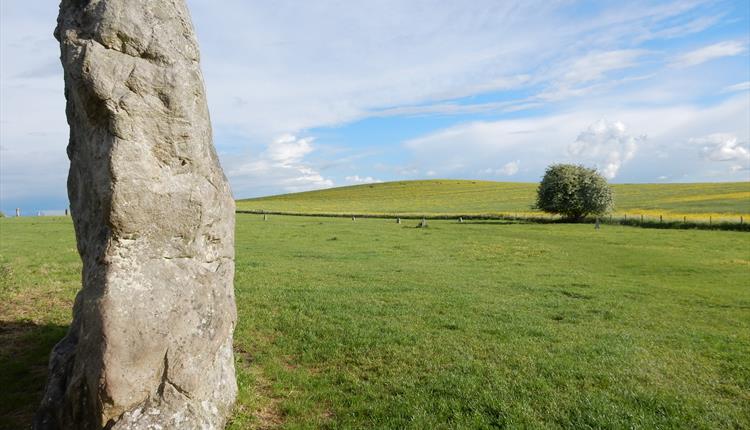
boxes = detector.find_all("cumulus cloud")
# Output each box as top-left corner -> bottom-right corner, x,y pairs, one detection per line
265,134 -> 314,166
500,161 -> 520,176
402,95 -> 748,183
671,40 -> 747,68
693,134 -> 750,172
481,161 -> 520,176
568,120 -> 644,179
226,135 -> 333,197
345,175 -> 383,184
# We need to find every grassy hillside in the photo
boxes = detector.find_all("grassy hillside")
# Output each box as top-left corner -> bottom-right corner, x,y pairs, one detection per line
237,180 -> 750,220
2,216 -> 749,428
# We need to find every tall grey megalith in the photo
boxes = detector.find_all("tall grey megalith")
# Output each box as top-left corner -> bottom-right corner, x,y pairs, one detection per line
35,0 -> 237,428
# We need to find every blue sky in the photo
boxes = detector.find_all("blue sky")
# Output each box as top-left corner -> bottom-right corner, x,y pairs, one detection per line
1,0 -> 749,214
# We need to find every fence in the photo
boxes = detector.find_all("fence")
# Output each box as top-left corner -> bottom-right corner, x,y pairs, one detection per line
237,210 -> 749,232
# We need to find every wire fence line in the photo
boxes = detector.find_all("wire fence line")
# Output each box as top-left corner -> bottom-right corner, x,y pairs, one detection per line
237,210 -> 749,232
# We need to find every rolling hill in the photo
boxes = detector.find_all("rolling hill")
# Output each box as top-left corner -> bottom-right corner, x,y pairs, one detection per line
237,180 -> 750,220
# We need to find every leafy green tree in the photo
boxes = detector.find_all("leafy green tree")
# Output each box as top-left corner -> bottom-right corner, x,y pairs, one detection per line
536,164 -> 613,221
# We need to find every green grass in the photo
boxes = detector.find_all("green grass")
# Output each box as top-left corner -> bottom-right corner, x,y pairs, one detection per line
1,215 -> 749,429
236,180 -> 750,221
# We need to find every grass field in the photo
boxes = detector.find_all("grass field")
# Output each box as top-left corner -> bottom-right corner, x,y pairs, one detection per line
1,215 -> 749,429
236,180 -> 750,222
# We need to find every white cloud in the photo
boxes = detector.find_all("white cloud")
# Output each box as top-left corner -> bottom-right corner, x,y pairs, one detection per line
642,14 -> 722,41
345,175 -> 383,184
500,161 -> 520,176
723,81 -> 750,93
265,134 -> 314,166
403,95 -> 749,182
226,135 -> 333,197
693,134 -> 750,168
481,161 -> 520,176
560,50 -> 647,86
184,0 -> 723,139
568,120 -> 644,179
405,113 -> 590,184
671,40 -> 747,68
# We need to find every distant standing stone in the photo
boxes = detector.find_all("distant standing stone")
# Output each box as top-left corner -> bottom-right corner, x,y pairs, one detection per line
396,217 -> 401,224
595,217 -> 600,229
34,1 -> 237,429
15,208 -> 20,217
459,217 -> 463,223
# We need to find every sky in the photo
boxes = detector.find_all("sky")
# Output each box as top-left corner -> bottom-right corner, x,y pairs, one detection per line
1,0 -> 749,214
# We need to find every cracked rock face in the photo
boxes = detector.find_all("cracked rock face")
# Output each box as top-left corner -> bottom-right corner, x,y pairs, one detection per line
34,1 -> 237,428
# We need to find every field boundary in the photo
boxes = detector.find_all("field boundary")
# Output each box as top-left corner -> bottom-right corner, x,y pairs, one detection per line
236,210 -> 750,231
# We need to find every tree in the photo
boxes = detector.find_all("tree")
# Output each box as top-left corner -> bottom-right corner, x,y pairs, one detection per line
535,164 -> 613,221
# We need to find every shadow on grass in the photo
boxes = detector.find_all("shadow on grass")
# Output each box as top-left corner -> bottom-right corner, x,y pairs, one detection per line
460,220 -> 528,225
0,320 -> 67,430
463,218 -> 750,231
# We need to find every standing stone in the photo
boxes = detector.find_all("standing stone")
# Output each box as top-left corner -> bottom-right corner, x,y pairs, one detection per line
35,1 -> 237,429
15,208 -> 20,217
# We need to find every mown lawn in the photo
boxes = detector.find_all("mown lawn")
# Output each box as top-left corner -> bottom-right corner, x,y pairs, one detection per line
1,215 -> 749,429
236,180 -> 750,221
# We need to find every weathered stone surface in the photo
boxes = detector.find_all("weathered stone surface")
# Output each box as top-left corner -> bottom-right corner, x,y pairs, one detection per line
34,1 -> 237,429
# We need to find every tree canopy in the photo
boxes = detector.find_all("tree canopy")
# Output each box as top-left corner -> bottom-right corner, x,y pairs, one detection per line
536,164 -> 613,220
